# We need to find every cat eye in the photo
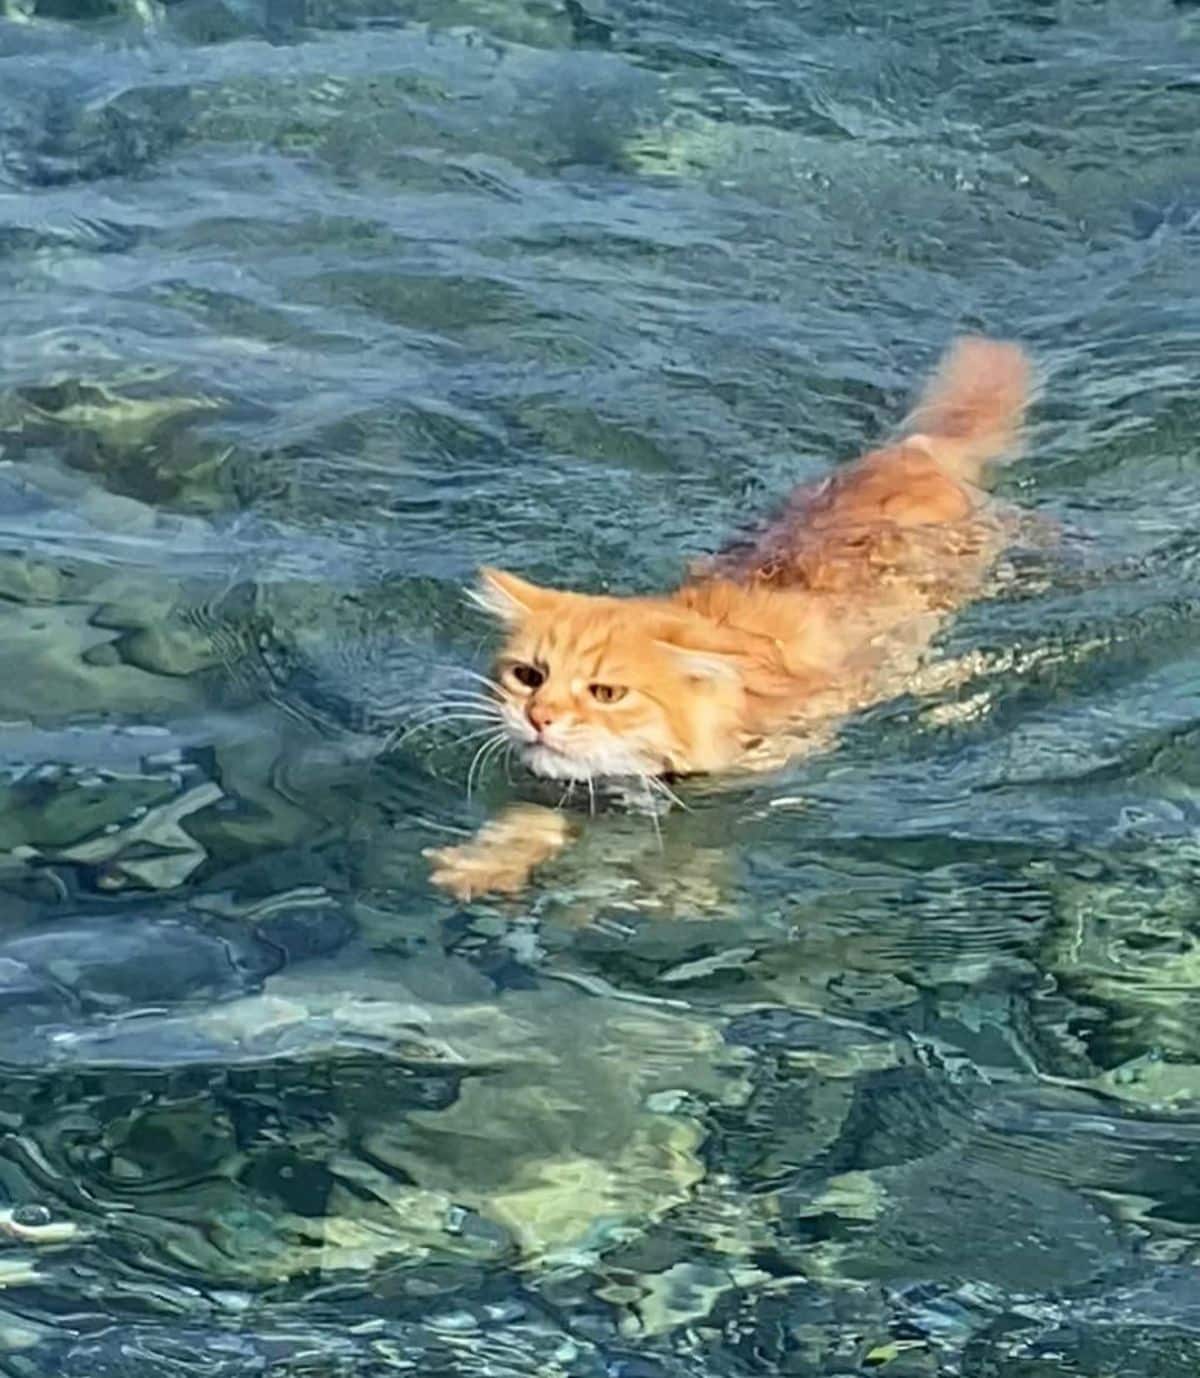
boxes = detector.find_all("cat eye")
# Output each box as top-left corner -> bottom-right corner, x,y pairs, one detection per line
589,683 -> 627,704
509,663 -> 544,690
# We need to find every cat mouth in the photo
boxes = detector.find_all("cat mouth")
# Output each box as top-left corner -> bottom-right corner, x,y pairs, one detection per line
502,721 -> 660,781
520,742 -> 585,780
518,740 -> 668,784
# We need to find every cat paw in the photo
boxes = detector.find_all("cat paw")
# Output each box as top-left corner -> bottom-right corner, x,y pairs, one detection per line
425,805 -> 571,901
424,844 -> 533,901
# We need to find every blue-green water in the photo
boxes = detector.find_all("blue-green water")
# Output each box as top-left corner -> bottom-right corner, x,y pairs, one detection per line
1,0 -> 1200,1373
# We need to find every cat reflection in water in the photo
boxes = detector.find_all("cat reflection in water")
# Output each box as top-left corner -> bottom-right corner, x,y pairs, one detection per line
426,337 -> 1033,899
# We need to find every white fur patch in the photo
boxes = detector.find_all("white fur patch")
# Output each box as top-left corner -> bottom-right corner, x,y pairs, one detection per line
467,574 -> 525,623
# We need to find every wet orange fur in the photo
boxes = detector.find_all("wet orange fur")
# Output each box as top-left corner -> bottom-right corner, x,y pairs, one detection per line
429,337 -> 1033,897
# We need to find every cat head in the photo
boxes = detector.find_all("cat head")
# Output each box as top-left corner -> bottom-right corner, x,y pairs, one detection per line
471,567 -> 783,781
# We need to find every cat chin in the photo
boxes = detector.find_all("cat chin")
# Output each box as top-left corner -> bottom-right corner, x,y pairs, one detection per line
519,744 -> 596,780
518,742 -> 651,782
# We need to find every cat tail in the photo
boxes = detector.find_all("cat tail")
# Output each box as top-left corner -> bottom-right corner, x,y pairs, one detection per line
901,336 -> 1032,487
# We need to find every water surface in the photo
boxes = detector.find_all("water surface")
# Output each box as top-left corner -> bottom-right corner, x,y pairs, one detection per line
2,0 -> 1200,1373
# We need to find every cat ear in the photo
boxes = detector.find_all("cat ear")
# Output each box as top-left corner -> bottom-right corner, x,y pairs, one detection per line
654,619 -> 763,684
656,643 -> 745,684
468,567 -> 552,623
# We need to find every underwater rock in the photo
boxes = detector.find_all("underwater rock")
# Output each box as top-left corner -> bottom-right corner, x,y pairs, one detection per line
1087,1053 -> 1200,1109
962,1268 -> 1200,1378
39,780 -> 224,891
0,760 -> 195,855
6,1309 -> 642,1378
783,1156 -> 1122,1294
0,709 -> 352,898
0,1204 -> 79,1248
1038,849 -> 1200,1071
0,71 -> 190,189
0,892 -> 354,1022
0,600 -> 199,723
354,983 -> 749,1264
1129,186 -> 1200,238
0,914 -> 263,1016
0,968 -> 747,1276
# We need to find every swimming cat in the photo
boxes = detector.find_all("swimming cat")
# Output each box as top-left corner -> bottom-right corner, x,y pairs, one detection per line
426,337 -> 1032,900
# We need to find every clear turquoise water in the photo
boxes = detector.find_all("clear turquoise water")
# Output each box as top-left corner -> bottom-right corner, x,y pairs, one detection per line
1,0 -> 1200,1373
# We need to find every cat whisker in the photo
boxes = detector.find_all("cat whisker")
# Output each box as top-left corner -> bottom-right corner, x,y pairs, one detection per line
381,700 -> 501,743
385,710 -> 502,753
637,774 -> 664,852
381,692 -> 499,724
484,733 -> 513,791
648,773 -> 690,813
453,724 -> 513,748
466,733 -> 502,799
400,705 -> 502,728
414,815 -> 475,838
386,719 -> 492,754
466,732 -> 509,800
450,667 -> 506,696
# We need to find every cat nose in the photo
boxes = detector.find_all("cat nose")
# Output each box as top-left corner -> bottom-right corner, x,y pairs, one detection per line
527,701 -> 555,732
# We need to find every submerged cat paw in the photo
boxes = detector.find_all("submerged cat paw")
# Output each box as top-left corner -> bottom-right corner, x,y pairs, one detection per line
425,804 -> 572,901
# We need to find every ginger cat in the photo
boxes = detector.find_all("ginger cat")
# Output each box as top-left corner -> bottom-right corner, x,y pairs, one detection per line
427,337 -> 1032,900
